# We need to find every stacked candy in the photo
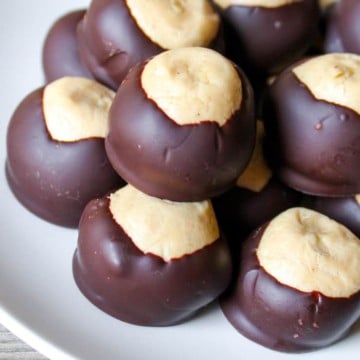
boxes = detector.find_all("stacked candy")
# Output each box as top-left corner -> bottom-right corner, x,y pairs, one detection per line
73,45 -> 256,326
217,0 -> 360,352
7,0 -> 255,327
310,0 -> 360,238
4,0 -> 360,354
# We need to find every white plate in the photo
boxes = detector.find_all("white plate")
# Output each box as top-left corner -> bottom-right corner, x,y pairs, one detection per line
0,1 -> 359,359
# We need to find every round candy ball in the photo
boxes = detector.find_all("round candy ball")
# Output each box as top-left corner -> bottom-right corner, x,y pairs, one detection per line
73,185 -> 232,326
263,53 -> 360,197
105,47 -> 256,202
6,77 -> 124,228
221,207 -> 360,352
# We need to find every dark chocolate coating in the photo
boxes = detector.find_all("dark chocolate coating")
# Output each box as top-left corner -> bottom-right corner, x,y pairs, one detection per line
42,10 -> 93,82
212,177 -> 301,253
221,225 -> 360,352
311,195 -> 360,238
77,0 -> 224,90
263,65 -> 360,197
323,5 -> 346,53
105,62 -> 255,202
73,197 -> 232,326
213,0 -> 320,74
324,0 -> 360,54
6,88 -> 124,228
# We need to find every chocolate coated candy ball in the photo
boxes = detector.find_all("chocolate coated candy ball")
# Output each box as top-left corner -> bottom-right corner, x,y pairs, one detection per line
212,0 -> 320,74
73,185 -> 232,326
6,77 -> 124,228
263,53 -> 360,197
77,0 -> 223,89
106,47 -> 255,202
221,207 -> 360,352
42,10 -> 93,82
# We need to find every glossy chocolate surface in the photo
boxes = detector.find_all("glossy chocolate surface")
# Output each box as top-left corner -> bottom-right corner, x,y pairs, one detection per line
42,10 -> 93,82
77,0 -> 161,90
214,0 -> 320,74
311,195 -> 360,238
73,197 -> 232,326
221,225 -> 360,352
77,0 -> 224,90
323,10 -> 346,53
6,88 -> 124,228
212,178 -> 301,253
263,66 -> 360,196
324,0 -> 360,54
105,62 -> 255,202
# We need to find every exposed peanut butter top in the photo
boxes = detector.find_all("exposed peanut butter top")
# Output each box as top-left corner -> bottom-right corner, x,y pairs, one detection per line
109,185 -> 219,261
293,53 -> 360,116
125,0 -> 220,49
43,77 -> 115,142
258,207 -> 360,298
141,47 -> 242,126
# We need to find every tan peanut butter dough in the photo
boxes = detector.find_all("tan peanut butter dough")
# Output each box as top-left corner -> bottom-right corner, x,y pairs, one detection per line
257,207 -> 360,298
319,0 -> 336,9
213,0 -> 303,9
355,194 -> 360,205
141,47 -> 242,126
236,121 -> 272,192
292,53 -> 360,116
43,77 -> 115,142
109,185 -> 220,261
125,0 -> 220,49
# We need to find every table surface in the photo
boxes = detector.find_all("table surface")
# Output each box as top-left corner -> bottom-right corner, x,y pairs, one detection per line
0,324 -> 47,360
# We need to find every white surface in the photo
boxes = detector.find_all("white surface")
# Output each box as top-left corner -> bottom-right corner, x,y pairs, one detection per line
0,1 -> 359,359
